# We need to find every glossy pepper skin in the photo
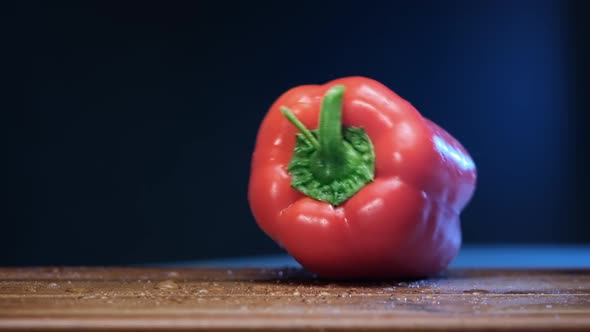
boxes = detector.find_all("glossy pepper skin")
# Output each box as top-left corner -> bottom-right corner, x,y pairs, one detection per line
249,77 -> 476,278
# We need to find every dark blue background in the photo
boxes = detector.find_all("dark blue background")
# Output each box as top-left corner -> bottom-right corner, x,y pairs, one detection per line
5,0 -> 590,265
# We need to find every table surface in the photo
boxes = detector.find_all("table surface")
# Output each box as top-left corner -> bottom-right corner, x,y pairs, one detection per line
1,266 -> 590,331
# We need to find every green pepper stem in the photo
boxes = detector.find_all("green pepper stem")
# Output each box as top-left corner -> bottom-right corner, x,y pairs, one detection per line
318,85 -> 346,161
281,107 -> 320,149
280,84 -> 375,205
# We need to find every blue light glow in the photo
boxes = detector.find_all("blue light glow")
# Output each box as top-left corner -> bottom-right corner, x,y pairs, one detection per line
433,135 -> 475,170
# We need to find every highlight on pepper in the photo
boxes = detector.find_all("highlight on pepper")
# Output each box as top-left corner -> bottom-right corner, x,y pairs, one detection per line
248,77 -> 477,279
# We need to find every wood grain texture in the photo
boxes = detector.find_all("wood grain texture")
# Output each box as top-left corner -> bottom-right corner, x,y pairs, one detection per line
0,268 -> 589,331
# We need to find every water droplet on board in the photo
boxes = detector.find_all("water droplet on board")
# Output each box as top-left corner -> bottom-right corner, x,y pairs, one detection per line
390,295 -> 408,302
47,283 -> 59,289
155,280 -> 178,290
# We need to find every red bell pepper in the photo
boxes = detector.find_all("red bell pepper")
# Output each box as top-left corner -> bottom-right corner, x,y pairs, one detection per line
249,77 -> 476,278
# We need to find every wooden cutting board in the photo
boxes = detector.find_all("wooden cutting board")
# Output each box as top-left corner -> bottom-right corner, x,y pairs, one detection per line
0,267 -> 589,331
